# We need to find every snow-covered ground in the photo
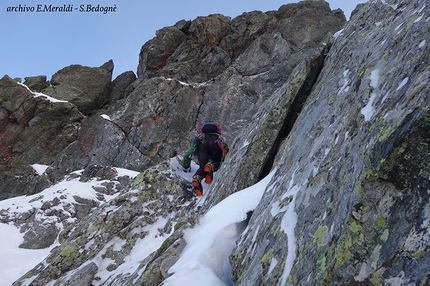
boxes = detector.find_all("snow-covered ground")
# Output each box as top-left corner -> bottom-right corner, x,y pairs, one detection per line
0,166 -> 139,286
0,223 -> 53,286
0,161 -> 279,285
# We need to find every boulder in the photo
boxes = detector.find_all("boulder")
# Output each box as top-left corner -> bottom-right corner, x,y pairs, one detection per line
23,75 -> 49,92
0,165 -> 52,200
138,23 -> 189,79
42,60 -> 114,115
109,70 -> 136,103
19,220 -> 58,249
52,262 -> 98,286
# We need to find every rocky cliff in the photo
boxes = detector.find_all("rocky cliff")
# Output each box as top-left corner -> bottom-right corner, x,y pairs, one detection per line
1,0 -> 429,285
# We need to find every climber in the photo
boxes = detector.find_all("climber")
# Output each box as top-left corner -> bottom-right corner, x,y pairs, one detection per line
182,121 -> 229,196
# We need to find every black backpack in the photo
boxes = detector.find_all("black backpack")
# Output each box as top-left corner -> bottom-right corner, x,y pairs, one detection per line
198,122 -> 222,135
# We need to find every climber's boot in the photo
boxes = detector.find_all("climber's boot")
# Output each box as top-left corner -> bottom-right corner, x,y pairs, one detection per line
204,163 -> 214,184
192,175 -> 203,196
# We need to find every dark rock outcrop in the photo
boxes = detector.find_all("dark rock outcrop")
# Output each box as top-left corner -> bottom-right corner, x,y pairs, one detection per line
0,75 -> 84,199
138,1 -> 345,83
109,70 -> 136,103
45,76 -> 203,184
23,75 -> 49,92
42,60 -> 114,115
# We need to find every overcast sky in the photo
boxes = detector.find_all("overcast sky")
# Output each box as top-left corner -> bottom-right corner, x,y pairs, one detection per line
1,0 -> 366,80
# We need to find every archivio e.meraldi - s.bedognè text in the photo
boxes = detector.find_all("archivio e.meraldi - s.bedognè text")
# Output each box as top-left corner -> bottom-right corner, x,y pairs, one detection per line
6,4 -> 117,14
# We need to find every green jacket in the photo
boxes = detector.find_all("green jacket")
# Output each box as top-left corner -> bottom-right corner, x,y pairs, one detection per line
182,140 -> 197,169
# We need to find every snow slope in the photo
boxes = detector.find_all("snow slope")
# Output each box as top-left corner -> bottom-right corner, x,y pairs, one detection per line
0,161 -> 279,285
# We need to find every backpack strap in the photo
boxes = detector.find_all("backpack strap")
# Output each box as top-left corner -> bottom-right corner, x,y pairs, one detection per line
216,137 -> 228,156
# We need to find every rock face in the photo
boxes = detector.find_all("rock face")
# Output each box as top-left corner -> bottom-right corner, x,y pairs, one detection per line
2,0 -> 430,285
229,0 -> 430,285
0,75 -> 84,199
137,2 -> 345,83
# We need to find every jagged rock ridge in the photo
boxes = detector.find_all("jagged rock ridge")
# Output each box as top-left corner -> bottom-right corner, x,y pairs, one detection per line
1,0 -> 345,200
0,0 -> 429,285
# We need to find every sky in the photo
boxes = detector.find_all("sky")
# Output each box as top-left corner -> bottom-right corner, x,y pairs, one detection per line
0,0 -> 365,81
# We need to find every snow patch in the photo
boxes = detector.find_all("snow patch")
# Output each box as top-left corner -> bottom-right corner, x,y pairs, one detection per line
359,69 -> 382,122
313,165 -> 319,178
413,15 -> 423,23
252,225 -> 260,243
170,157 -> 199,183
166,169 -> 277,286
271,200 -> 283,216
17,82 -> 69,103
337,70 -> 350,95
94,218 -> 171,285
114,167 -> 139,178
361,93 -> 377,121
418,4 -> 427,13
33,92 -> 68,103
268,258 -> 278,275
344,131 -> 350,141
419,40 -> 426,48
166,77 -> 190,86
278,174 -> 304,285
268,168 -> 303,284
101,114 -> 111,121
396,77 -> 409,91
0,222 -> 55,286
333,28 -> 344,39
369,69 -> 380,88
31,164 -> 49,175
241,139 -> 250,149
381,92 -> 390,104
394,23 -> 403,31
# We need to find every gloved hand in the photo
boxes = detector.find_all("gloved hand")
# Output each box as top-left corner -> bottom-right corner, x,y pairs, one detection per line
197,133 -> 205,141
183,166 -> 191,173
